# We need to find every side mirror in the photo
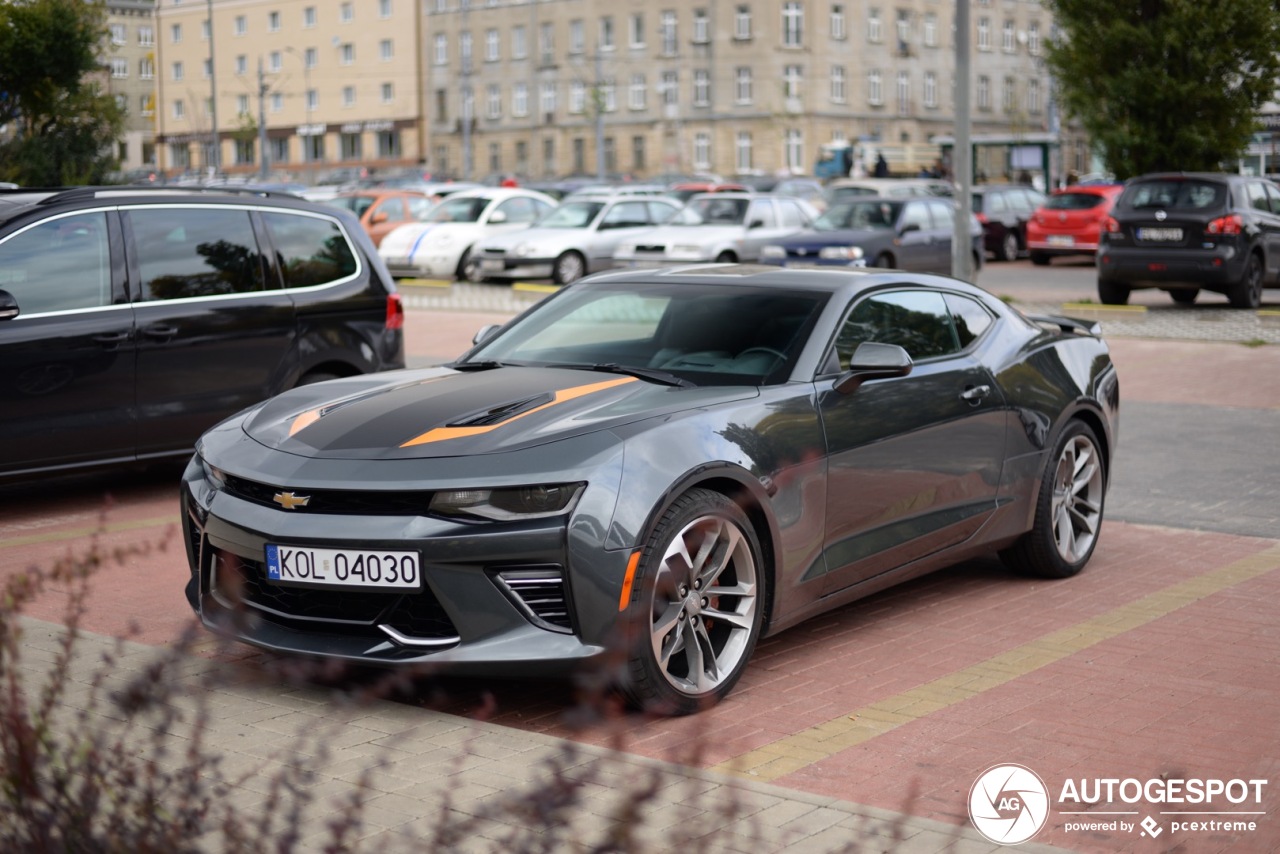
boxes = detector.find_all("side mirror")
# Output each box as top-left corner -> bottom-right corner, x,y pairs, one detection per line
833,341 -> 913,394
472,323 -> 502,345
898,222 -> 920,235
370,211 -> 389,225
487,210 -> 508,224
748,219 -> 765,229
0,289 -> 19,321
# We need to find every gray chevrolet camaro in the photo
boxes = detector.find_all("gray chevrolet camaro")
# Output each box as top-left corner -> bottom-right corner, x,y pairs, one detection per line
182,264 -> 1119,714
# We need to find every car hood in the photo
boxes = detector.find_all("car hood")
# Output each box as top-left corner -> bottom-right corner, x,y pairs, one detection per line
241,366 -> 759,460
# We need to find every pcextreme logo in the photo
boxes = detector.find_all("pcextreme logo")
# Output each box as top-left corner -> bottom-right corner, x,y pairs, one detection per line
969,764 -> 1051,845
969,765 -> 1270,845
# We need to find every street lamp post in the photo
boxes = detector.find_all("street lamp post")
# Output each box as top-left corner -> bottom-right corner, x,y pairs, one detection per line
284,47 -> 313,179
207,0 -> 219,174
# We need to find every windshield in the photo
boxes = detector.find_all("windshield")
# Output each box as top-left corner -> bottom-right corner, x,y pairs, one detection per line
534,201 -> 606,228
425,196 -> 489,223
464,281 -> 829,387
671,197 -> 750,226
814,200 -> 901,231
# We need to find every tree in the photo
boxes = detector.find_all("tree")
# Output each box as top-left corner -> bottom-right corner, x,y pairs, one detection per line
0,0 -> 125,185
1046,0 -> 1280,179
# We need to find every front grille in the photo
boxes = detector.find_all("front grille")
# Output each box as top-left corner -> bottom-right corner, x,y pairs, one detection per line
223,474 -> 433,516
635,244 -> 666,253
481,247 -> 506,256
210,550 -> 454,639
494,566 -> 573,633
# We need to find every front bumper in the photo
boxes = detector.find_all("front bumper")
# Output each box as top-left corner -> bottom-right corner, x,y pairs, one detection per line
381,252 -> 458,279
476,255 -> 555,280
181,458 -> 629,674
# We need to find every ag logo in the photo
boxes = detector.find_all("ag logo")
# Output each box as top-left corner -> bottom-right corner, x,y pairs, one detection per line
969,764 -> 1050,845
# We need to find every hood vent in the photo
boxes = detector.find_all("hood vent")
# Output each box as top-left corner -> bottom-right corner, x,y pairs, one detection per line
446,393 -> 555,428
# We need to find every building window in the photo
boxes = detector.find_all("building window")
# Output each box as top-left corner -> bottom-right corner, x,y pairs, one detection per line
139,26 -> 154,46
924,71 -> 937,108
782,2 -> 803,47
693,70 -> 710,106
1028,78 -> 1041,114
629,13 -> 645,48
868,69 -> 882,106
977,75 -> 990,110
202,20 -> 210,40
977,17 -> 990,51
542,137 -> 555,175
540,82 -> 556,116
271,138 -> 289,163
831,4 -> 846,40
173,99 -> 185,119
139,58 -> 155,79
783,65 -> 802,100
140,94 -> 154,116
377,131 -> 399,160
512,25 -> 527,59
203,58 -> 211,79
735,131 -> 752,171
896,71 -> 910,115
600,16 -> 615,50
340,43 -> 355,65
735,67 -> 752,104
785,128 -> 803,173
111,58 -> 128,78
1003,76 -> 1016,113
306,90 -> 317,112
1003,20 -> 1015,52
572,137 -> 585,173
305,135 -> 325,163
234,15 -> 247,36
170,23 -> 181,44
867,8 -> 881,43
570,19 -> 585,55
604,136 -> 616,172
268,51 -> 281,73
570,80 -> 586,114
304,7 -> 316,28
305,47 -> 317,69
693,9 -> 709,43
234,54 -> 247,75
830,66 -> 846,103
632,135 -> 645,170
382,39 -> 394,61
460,30 -> 473,67
379,0 -> 392,19
487,84 -> 502,119
434,34 -> 448,65
693,132 -> 710,170
896,9 -> 910,45
485,29 -> 498,61
343,85 -> 356,107
236,94 -> 250,116
110,23 -> 126,45
271,92 -> 284,112
924,13 -> 937,47
489,142 -> 500,173
382,82 -> 394,104
629,75 -> 646,110
341,132 -> 361,161
539,22 -> 554,65
661,71 -> 678,106
268,11 -> 280,31
734,5 -> 752,40
340,2 -> 353,23
602,78 -> 617,112
1028,21 -> 1040,55
512,83 -> 528,116
660,11 -> 677,56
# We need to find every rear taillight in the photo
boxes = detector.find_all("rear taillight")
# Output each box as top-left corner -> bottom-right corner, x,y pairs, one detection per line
1103,216 -> 1120,234
385,293 -> 404,330
1205,214 -> 1244,235
974,213 -> 988,224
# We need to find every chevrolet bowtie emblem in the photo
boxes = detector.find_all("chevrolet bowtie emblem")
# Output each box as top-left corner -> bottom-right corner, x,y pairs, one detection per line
273,491 -> 311,510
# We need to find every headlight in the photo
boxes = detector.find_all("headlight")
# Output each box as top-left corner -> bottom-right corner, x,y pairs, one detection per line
615,243 -> 637,256
760,245 -> 785,258
819,245 -> 864,261
511,242 -> 534,258
200,457 -> 227,490
429,483 -> 585,522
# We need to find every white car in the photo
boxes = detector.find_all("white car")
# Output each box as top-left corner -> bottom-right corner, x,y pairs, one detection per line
377,187 -> 556,280
612,193 -> 818,267
471,194 -> 683,284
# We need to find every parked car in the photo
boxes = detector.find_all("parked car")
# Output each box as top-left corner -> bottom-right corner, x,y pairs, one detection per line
472,194 -> 683,284
0,185 -> 405,482
972,184 -> 1046,262
612,193 -> 817,266
826,177 -> 955,205
1098,172 -> 1280,307
181,265 -> 1118,714
759,196 -> 983,274
664,182 -> 751,204
1026,184 -> 1125,265
377,187 -> 557,280
325,189 -> 435,247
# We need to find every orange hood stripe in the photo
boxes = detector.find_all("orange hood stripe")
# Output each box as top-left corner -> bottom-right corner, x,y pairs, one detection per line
399,375 -> 637,448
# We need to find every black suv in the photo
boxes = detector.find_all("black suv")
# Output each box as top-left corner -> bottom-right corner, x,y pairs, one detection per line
1097,172 -> 1280,307
972,184 -> 1046,262
0,186 -> 406,481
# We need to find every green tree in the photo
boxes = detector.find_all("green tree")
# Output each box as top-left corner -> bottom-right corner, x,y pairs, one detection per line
1046,0 -> 1280,179
0,0 -> 125,185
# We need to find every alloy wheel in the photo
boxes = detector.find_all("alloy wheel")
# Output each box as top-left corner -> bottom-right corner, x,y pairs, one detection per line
1050,434 -> 1104,564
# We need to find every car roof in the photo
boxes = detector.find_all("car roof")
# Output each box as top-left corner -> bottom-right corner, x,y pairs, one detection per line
0,185 -> 324,228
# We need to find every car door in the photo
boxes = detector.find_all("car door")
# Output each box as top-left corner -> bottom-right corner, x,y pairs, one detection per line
1250,181 -> 1280,281
818,289 -> 1008,596
740,199 -> 784,259
0,209 -> 137,477
926,198 -> 959,274
122,205 -> 298,460
894,200 -> 942,272
590,200 -> 659,270
366,196 -> 408,247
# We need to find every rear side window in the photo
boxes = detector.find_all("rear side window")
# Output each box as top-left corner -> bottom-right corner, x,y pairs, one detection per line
130,208 -> 264,300
1046,192 -> 1109,211
261,212 -> 357,289
1121,180 -> 1226,210
0,212 -> 112,314
944,293 -> 994,348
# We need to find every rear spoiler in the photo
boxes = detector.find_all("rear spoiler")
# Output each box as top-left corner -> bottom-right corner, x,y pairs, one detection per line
1025,314 -> 1103,337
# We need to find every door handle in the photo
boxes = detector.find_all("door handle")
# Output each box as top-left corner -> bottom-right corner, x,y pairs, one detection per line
961,384 -> 991,404
92,330 -> 131,349
142,324 -> 179,340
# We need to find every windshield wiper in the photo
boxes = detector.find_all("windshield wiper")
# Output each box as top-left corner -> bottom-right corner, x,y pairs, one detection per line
547,362 -> 696,388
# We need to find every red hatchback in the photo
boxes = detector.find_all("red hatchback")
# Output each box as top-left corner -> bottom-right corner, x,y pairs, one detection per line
1027,184 -> 1124,265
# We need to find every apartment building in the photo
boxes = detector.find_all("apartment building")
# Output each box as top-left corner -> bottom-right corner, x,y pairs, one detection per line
153,0 -> 425,178
149,0 -> 1070,183
105,0 -> 159,173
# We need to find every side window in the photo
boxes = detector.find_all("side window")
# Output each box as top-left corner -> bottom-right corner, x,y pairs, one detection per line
0,212 -> 112,314
930,199 -> 955,228
130,208 -> 263,300
746,200 -> 777,228
986,192 -> 1008,214
260,211 -> 358,289
1265,183 -> 1280,216
832,290 -> 958,368
407,196 -> 433,219
901,201 -> 932,230
493,196 -> 540,224
601,201 -> 649,228
777,199 -> 806,228
647,200 -> 679,223
1247,181 -> 1270,213
944,293 -> 994,348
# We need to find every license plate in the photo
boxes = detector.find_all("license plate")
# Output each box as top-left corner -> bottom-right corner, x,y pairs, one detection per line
265,544 -> 421,590
480,258 -> 504,272
1047,235 -> 1075,247
1137,227 -> 1183,242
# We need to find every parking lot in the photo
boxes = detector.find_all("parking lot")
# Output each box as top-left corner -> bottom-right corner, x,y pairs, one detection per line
3,258 -> 1279,852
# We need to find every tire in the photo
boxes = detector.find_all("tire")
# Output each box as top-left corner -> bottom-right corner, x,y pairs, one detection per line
456,249 -> 481,283
1169,288 -> 1199,305
1097,278 -> 1130,305
999,229 -> 1019,262
619,488 -> 766,715
552,251 -> 586,285
872,252 -> 894,269
1228,252 -> 1263,309
1030,251 -> 1051,266
714,250 -> 737,263
1000,420 -> 1106,579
